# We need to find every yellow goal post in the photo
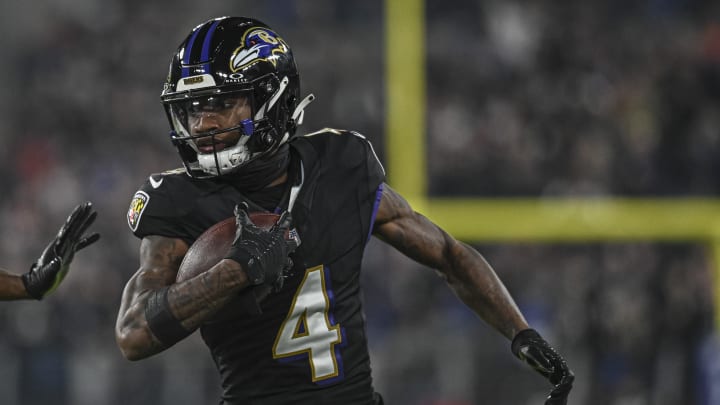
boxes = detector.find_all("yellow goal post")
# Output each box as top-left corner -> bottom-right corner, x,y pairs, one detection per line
385,0 -> 720,328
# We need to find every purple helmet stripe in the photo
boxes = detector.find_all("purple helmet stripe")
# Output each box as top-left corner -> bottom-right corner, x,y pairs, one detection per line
200,20 -> 221,69
181,25 -> 204,78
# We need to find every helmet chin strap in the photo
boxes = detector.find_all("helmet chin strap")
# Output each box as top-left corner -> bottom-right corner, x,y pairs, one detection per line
279,93 -> 316,144
255,76 -> 290,121
255,75 -> 316,146
292,93 -> 315,125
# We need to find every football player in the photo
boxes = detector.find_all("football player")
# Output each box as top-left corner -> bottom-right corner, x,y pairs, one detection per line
116,17 -> 573,405
0,202 -> 99,300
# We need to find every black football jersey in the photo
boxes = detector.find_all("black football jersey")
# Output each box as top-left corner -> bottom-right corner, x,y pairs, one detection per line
127,129 -> 386,405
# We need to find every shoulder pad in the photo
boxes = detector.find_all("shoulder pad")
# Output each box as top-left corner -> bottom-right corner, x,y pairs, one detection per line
126,169 -> 220,232
303,127 -> 350,137
294,128 -> 383,172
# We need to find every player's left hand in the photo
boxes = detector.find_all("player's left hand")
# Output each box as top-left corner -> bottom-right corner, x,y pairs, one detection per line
226,203 -> 300,291
511,328 -> 574,405
22,202 -> 100,299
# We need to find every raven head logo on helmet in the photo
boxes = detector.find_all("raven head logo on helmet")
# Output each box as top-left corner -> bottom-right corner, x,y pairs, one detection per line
230,28 -> 290,72
161,16 -> 315,178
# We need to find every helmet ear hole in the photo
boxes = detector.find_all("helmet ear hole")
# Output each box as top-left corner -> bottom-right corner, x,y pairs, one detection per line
286,94 -> 296,109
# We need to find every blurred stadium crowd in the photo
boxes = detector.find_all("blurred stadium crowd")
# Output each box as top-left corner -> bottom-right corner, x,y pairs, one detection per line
0,0 -> 718,404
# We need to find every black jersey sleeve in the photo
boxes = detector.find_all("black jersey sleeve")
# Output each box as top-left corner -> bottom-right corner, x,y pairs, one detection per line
292,129 -> 386,248
352,130 -> 385,200
299,128 -> 385,192
331,129 -> 384,203
349,131 -> 385,240
126,172 -> 200,242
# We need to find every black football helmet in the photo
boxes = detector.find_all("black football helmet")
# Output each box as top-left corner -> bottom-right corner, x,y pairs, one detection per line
161,16 -> 314,177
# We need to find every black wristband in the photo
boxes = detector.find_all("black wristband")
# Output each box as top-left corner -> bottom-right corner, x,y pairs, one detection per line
511,328 -> 541,357
21,271 -> 42,300
145,287 -> 192,347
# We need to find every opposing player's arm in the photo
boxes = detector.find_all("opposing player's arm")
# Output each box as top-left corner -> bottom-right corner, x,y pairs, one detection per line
115,235 -> 251,360
0,202 -> 100,301
372,183 -> 528,339
0,270 -> 30,300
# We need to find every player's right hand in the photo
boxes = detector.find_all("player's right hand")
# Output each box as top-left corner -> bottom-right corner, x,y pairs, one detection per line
511,328 -> 574,405
225,203 -> 300,291
22,201 -> 100,300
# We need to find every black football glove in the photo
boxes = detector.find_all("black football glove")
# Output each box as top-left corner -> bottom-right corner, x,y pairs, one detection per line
512,328 -> 574,405
22,202 -> 100,300
225,203 -> 300,292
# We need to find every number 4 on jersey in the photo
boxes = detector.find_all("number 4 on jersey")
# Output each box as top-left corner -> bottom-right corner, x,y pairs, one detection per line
272,265 -> 343,382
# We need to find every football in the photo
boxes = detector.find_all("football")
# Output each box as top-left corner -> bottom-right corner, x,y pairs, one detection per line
176,212 -> 281,283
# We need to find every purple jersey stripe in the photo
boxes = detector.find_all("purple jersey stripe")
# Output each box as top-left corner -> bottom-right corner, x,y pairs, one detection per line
366,183 -> 384,243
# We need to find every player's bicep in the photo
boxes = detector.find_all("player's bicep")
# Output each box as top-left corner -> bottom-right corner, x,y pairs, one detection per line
373,184 -> 453,270
138,235 -> 189,283
125,236 -> 188,301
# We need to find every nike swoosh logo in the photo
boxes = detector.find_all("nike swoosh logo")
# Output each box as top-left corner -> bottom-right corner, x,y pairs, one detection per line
149,176 -> 163,189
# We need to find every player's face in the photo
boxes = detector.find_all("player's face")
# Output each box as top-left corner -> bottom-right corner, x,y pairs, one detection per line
188,95 -> 252,154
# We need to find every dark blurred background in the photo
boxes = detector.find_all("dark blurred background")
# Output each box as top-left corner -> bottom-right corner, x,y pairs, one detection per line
0,1 -> 718,404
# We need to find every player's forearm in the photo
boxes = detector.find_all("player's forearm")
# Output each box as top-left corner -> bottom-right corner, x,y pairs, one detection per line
443,242 -> 529,340
0,269 -> 30,300
116,299 -> 168,360
117,252 -> 251,360
167,258 -> 251,330
116,262 -> 249,361
116,268 -> 175,360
